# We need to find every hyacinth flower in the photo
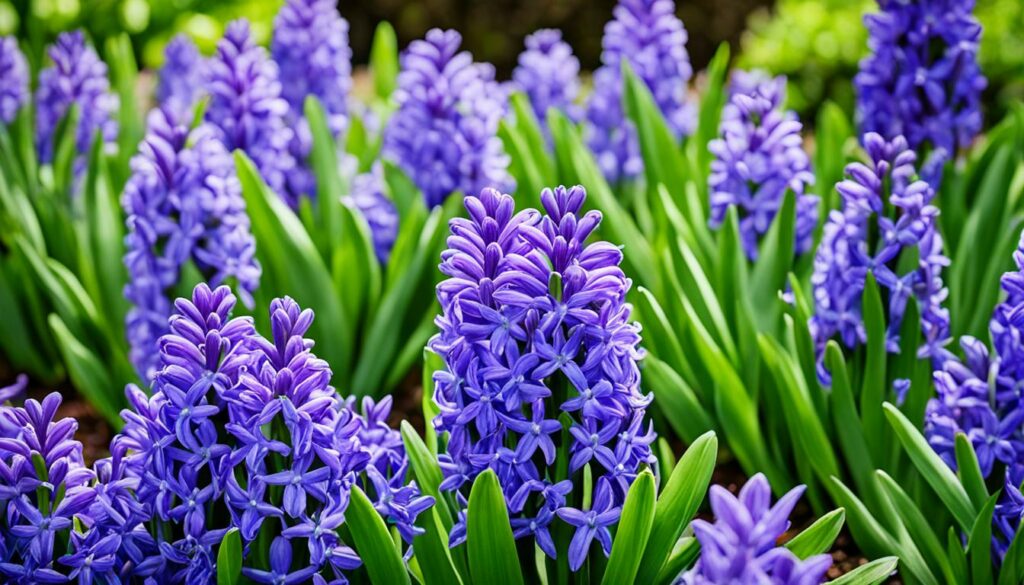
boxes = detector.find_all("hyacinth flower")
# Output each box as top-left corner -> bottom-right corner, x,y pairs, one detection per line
383,28 -> 512,208
810,132 -> 951,377
0,36 -> 28,125
35,30 -> 118,168
0,393 -> 130,583
925,229 -> 1024,560
272,0 -> 353,201
431,186 -> 654,571
204,20 -> 298,205
680,474 -> 832,584
157,34 -> 205,125
510,29 -> 581,138
110,283 -> 431,582
585,0 -> 695,183
856,0 -> 986,184
708,71 -> 818,260
122,107 -> 261,381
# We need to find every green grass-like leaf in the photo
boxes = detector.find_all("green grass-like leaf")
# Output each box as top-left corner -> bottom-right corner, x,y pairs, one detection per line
602,469 -> 656,584
466,470 -> 524,585
785,508 -> 845,559
216,528 -> 241,585
347,485 -> 412,585
828,556 -> 899,585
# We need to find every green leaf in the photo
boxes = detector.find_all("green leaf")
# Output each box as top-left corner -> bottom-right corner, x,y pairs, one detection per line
883,403 -> 977,532
998,514 -> 1024,585
370,21 -> 399,101
860,272 -> 887,463
750,190 -> 796,324
874,471 -> 955,584
654,537 -> 700,585
635,431 -> 717,584
49,315 -> 121,428
413,508 -> 464,585
828,557 -> 899,585
400,421 -> 451,529
235,151 -> 352,376
785,508 -> 845,559
216,528 -> 241,585
814,102 -> 853,223
105,33 -> 142,184
955,433 -> 990,512
948,528 -> 969,584
643,356 -> 714,444
305,95 -> 346,256
347,486 -> 412,585
968,494 -> 998,585
691,43 -> 730,194
466,470 -> 524,585
602,469 -> 656,585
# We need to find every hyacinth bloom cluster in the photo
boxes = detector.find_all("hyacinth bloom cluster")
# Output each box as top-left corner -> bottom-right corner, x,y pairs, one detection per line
810,133 -> 951,375
680,474 -> 831,584
272,0 -> 351,136
0,36 -> 28,125
511,29 -> 581,134
122,108 -> 260,381
926,230 -> 1024,559
383,29 -> 512,208
346,164 -> 399,263
157,34 -> 205,124
708,71 -> 818,260
110,283 -> 431,582
204,20 -> 298,205
431,186 -> 654,570
0,393 -> 131,583
35,30 -> 118,166
585,0 -> 695,183
856,0 -> 986,182
272,0 -> 353,201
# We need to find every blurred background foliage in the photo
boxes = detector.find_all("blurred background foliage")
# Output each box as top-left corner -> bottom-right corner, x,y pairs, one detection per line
4,0 -> 1023,121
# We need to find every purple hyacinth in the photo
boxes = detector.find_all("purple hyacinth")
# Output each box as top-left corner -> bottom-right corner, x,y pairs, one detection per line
585,0 -> 695,183
431,186 -> 654,571
122,107 -> 260,381
0,393 -> 108,584
272,0 -> 351,135
511,29 -> 581,134
113,283 -> 431,582
856,0 -> 986,184
204,20 -> 298,205
35,30 -> 118,166
709,71 -> 818,260
157,34 -> 205,124
272,0 -> 353,203
926,230 -> 1024,560
383,29 -> 512,208
810,133 -> 951,378
680,474 -> 832,584
0,36 -> 28,125
345,164 -> 398,263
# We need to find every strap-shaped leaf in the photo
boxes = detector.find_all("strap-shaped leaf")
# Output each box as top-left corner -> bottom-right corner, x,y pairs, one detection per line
860,272 -> 887,464
466,470 -> 524,585
785,508 -> 845,559
49,315 -> 121,427
370,21 -> 399,101
968,494 -> 998,585
954,433 -> 991,511
635,431 -> 717,584
828,556 -> 899,585
643,356 -> 714,443
347,485 -> 412,585
413,507 -> 463,585
874,471 -> 955,583
400,421 -> 451,529
883,403 -> 977,532
602,469 -> 656,584
216,528 -> 241,585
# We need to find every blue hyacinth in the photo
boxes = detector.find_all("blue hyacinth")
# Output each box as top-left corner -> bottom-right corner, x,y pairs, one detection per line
0,36 -> 28,125
35,31 -> 118,168
810,133 -> 951,378
383,29 -> 512,208
926,229 -> 1024,561
680,474 -> 832,584
585,0 -> 695,183
709,71 -> 818,260
856,0 -> 986,184
122,108 -> 260,380
113,283 -> 432,582
157,34 -> 205,124
431,186 -> 654,571
272,0 -> 353,201
511,29 -> 581,137
204,20 -> 298,205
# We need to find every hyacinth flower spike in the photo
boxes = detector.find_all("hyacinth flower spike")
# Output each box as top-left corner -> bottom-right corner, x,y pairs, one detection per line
511,29 -> 581,139
432,185 -> 654,571
0,36 -> 29,125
